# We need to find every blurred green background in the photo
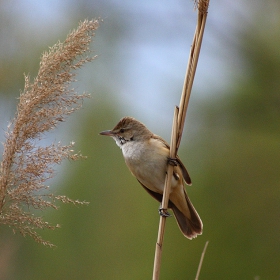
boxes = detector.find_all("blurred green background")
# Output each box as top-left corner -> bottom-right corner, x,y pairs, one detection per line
0,0 -> 280,279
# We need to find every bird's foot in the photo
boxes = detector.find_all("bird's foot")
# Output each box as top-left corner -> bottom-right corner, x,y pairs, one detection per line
159,208 -> 172,217
167,157 -> 178,166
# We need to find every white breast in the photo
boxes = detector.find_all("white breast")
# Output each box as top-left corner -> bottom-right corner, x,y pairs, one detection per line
121,138 -> 169,193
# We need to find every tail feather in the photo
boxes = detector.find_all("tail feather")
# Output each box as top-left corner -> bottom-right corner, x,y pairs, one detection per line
171,192 -> 203,239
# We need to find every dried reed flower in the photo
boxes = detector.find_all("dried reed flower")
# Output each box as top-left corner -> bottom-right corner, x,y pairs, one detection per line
0,19 -> 99,247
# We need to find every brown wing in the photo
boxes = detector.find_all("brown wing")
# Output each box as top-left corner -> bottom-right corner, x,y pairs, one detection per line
137,179 -> 173,208
176,156 -> 192,185
152,134 -> 192,186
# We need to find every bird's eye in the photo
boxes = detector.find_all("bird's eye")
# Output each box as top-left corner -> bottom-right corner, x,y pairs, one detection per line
120,128 -> 125,133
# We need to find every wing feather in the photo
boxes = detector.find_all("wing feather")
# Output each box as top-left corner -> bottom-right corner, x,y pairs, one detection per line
151,134 -> 192,185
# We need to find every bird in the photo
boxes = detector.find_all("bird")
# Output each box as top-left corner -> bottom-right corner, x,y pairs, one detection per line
99,116 -> 202,239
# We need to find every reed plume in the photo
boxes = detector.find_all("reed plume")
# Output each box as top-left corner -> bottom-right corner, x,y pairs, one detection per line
0,19 -> 99,247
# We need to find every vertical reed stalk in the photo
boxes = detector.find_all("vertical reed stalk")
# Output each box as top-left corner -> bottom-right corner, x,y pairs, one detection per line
152,1 -> 210,278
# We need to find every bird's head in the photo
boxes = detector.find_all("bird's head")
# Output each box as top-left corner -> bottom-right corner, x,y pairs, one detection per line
99,117 -> 152,147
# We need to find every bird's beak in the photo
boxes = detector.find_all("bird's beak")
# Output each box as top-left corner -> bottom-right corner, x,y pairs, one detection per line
99,130 -> 115,136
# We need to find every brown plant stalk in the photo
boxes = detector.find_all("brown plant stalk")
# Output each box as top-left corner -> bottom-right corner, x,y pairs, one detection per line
152,0 -> 210,279
0,19 -> 99,247
195,241 -> 209,280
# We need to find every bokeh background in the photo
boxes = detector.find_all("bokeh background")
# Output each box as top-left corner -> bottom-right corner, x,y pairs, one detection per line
0,0 -> 280,279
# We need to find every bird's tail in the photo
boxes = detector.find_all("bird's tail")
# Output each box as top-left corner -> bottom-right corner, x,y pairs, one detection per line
171,191 -> 203,239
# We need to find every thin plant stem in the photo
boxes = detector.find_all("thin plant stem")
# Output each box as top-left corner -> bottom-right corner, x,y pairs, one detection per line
177,0 -> 209,150
152,0 -> 210,278
152,106 -> 179,280
195,241 -> 209,280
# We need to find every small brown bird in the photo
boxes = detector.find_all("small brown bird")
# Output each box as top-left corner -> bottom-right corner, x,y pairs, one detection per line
100,117 -> 202,239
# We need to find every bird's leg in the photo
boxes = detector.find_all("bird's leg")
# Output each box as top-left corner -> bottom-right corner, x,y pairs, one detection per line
158,206 -> 172,217
167,157 -> 178,166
